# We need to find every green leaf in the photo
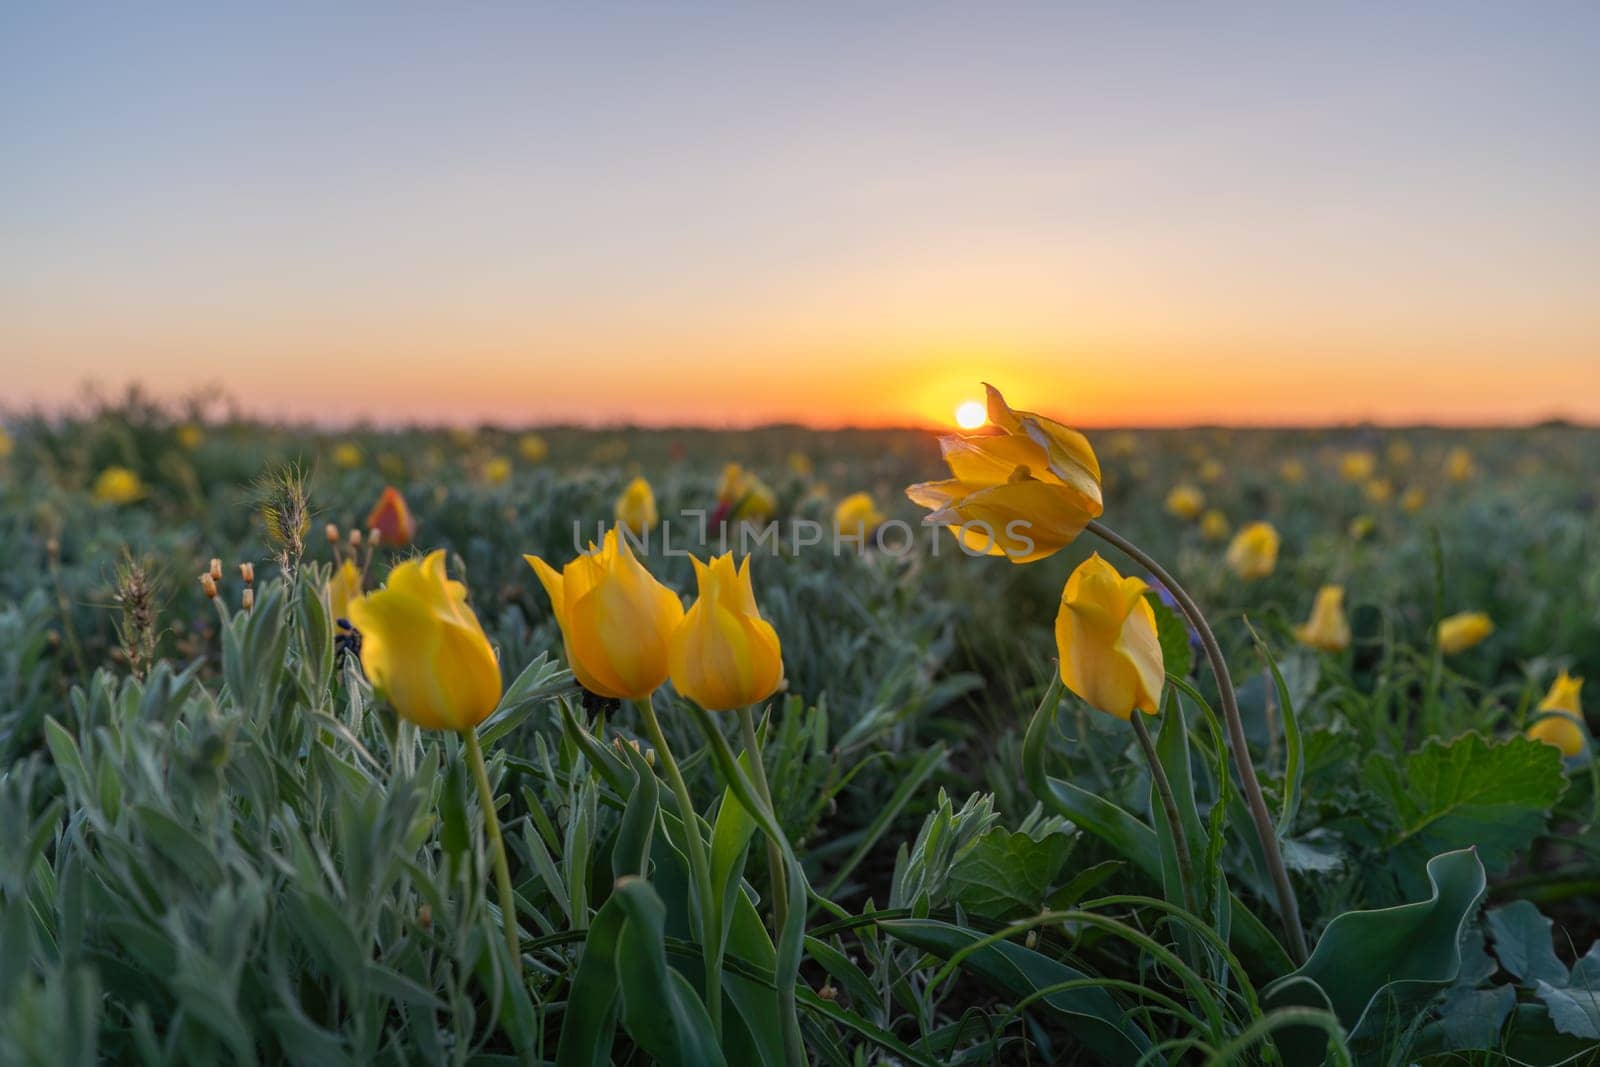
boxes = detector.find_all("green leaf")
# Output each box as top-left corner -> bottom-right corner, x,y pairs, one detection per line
1535,981 -> 1600,1040
612,743 -> 658,881
878,917 -> 1159,1065
1021,676 -> 1293,978
1364,732 -> 1567,879
555,892 -> 626,1067
1245,623 -> 1305,838
1148,595 -> 1194,682
947,823 -> 1073,921
1265,847 -> 1487,1045
1486,900 -> 1568,986
611,877 -> 727,1067
1430,985 -> 1516,1051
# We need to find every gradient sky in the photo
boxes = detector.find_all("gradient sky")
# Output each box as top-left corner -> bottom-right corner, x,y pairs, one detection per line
3,4 -> 1596,428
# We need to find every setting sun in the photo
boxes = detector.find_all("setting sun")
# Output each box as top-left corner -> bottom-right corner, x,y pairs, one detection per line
954,400 -> 987,430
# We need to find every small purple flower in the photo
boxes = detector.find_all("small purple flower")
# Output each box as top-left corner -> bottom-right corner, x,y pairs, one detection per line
1147,578 -> 1203,655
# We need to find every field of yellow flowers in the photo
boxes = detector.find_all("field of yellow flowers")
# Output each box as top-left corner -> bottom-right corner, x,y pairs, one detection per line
1,389 -> 1598,1065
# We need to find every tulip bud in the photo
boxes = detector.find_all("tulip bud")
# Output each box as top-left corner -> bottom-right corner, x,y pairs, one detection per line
833,492 -> 886,540
669,553 -> 784,711
326,522 -> 341,545
1165,484 -> 1205,520
239,561 -> 254,585
1526,671 -> 1587,757
527,529 -> 684,700
241,587 -> 254,612
1436,611 -> 1492,654
347,550 -> 503,731
614,475 -> 659,536
349,528 -> 363,548
1055,554 -> 1164,720
209,558 -> 223,581
327,559 -> 363,622
199,573 -> 218,599
1225,522 -> 1280,580
1294,585 -> 1351,652
365,486 -> 415,547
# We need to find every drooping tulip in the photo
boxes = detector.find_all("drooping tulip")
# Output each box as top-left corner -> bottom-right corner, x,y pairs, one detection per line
669,553 -> 784,711
834,491 -> 886,538
1165,484 -> 1205,520
347,550 -> 503,731
1436,611 -> 1493,654
1225,521 -> 1279,580
906,384 -> 1103,563
1055,554 -> 1164,719
526,529 -> 684,700
1294,585 -> 1351,652
615,475 -> 659,536
366,486 -> 416,547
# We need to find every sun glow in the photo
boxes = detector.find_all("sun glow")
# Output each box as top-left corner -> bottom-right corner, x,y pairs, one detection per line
954,400 -> 987,430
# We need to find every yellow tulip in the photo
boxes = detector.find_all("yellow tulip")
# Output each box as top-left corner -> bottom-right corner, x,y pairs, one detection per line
1165,484 -> 1205,520
1386,439 -> 1414,467
177,423 -> 205,450
1348,515 -> 1375,541
1539,671 -> 1584,718
615,475 -> 659,535
905,384 -> 1102,564
834,492 -> 886,538
1225,521 -> 1279,580
366,486 -> 416,547
1199,509 -> 1231,542
1400,486 -> 1427,513
1279,458 -> 1306,484
1527,714 -> 1586,758
1364,478 -> 1393,504
1445,447 -> 1475,483
1526,672 -> 1586,756
1436,611 -> 1493,654
332,442 -> 364,469
0,426 -> 12,460
327,559 -> 363,621
483,456 -> 512,485
347,550 -> 503,731
1294,585 -> 1351,652
669,553 -> 784,711
93,466 -> 145,505
526,528 -> 684,700
518,433 -> 549,463
1339,451 -> 1376,482
1198,458 -> 1224,484
787,451 -> 814,478
1055,554 -> 1163,719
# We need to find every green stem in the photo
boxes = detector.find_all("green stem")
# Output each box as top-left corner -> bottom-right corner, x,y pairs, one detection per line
637,696 -> 722,1038
1087,519 -> 1308,964
738,707 -> 790,940
463,726 -> 521,977
1130,712 -> 1198,922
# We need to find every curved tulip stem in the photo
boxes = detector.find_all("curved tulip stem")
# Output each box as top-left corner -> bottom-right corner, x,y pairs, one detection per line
463,726 -> 522,977
636,696 -> 722,1038
1130,713 -> 1198,920
738,707 -> 790,942
1087,519 -> 1308,964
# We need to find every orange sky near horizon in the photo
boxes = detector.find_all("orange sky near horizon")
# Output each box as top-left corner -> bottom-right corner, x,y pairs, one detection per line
4,6 -> 1597,429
